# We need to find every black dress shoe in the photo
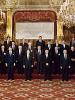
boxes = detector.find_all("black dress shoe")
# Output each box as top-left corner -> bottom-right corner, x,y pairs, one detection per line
49,79 -> 52,81
62,79 -> 65,81
44,79 -> 47,81
29,79 -> 32,81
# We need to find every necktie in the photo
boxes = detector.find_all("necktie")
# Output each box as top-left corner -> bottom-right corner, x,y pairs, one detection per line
64,54 -> 67,59
19,50 -> 21,55
27,54 -> 29,60
63,44 -> 65,48
46,54 -> 48,58
38,50 -> 41,55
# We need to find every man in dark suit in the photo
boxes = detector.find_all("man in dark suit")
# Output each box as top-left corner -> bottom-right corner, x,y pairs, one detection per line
53,39 -> 61,47
70,46 -> 75,74
43,49 -> 52,81
45,41 -> 53,55
11,41 -> 17,54
4,36 -> 12,51
35,46 -> 43,74
5,47 -> 15,80
16,45 -> 23,74
50,40 -> 60,74
60,49 -> 71,81
53,46 -> 60,74
23,49 -> 34,81
70,37 -> 75,48
60,40 -> 70,55
53,39 -> 61,55
0,45 -> 6,74
36,36 -> 45,50
21,39 -> 28,55
28,41 -> 34,56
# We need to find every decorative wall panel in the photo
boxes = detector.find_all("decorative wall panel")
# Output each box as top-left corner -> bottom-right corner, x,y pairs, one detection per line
13,10 -> 57,40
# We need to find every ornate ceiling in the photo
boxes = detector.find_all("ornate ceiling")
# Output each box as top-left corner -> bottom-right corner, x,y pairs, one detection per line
0,0 -> 74,11
0,0 -> 75,27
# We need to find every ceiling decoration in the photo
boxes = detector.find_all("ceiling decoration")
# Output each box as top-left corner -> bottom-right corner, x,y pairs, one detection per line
0,0 -> 6,6
0,0 -> 75,27
0,0 -> 64,8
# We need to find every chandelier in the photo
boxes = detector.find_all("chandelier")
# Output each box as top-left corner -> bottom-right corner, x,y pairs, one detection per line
0,9 -> 6,24
59,0 -> 75,28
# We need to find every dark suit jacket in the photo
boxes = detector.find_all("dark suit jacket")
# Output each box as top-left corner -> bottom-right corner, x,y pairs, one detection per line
53,52 -> 60,65
5,53 -> 15,66
53,43 -> 61,53
70,50 -> 75,65
4,41 -> 12,51
60,54 -> 71,69
23,54 -> 33,69
36,40 -> 45,50
35,49 -> 43,63
16,50 -> 23,65
45,44 -> 53,54
12,44 -> 18,54
0,51 -> 6,64
60,44 -> 70,55
21,43 -> 28,55
43,54 -> 51,67
70,40 -> 75,47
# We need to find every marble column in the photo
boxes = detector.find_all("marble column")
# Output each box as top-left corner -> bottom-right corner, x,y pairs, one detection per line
6,9 -> 13,38
57,21 -> 63,43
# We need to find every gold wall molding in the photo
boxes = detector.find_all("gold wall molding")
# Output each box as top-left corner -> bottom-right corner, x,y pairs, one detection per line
6,9 -> 13,38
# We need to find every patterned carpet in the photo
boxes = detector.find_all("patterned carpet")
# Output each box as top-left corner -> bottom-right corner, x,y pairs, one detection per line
0,79 -> 75,100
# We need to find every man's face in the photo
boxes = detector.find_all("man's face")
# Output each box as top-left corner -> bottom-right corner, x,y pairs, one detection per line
28,42 -> 31,46
48,41 -> 50,45
63,50 -> 67,54
62,40 -> 65,44
45,50 -> 48,54
39,36 -> 42,40
72,38 -> 74,41
9,50 -> 12,54
55,40 -> 58,44
71,46 -> 74,51
12,42 -> 15,45
18,46 -> 22,50
1,45 -> 4,49
37,46 -> 41,50
9,47 -> 12,54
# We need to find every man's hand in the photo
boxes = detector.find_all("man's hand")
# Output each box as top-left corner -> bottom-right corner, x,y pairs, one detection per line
71,59 -> 75,61
69,66 -> 71,69
5,63 -> 8,67
14,63 -> 16,66
46,63 -> 48,66
60,66 -> 62,69
23,65 -> 25,68
16,60 -> 18,63
31,65 -> 33,68
52,61 -> 54,63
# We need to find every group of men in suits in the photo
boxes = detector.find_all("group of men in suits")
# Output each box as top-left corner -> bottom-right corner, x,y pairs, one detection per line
0,36 -> 75,81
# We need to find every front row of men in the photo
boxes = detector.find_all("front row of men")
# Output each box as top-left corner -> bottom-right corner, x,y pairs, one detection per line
0,45 -> 74,82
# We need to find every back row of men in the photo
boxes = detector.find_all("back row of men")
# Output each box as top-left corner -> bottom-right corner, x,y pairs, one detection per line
0,36 -> 75,81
